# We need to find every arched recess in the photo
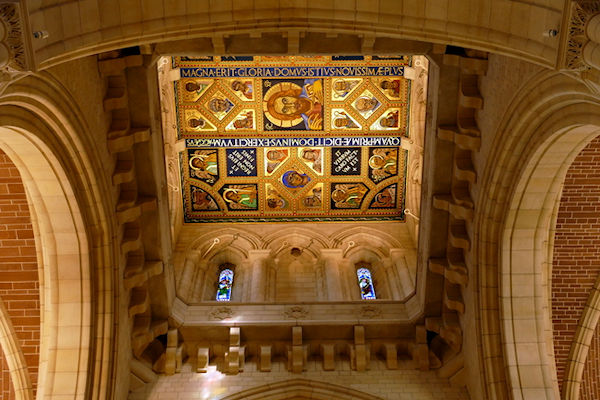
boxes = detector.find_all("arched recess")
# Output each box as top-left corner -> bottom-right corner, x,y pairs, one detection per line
0,73 -> 117,399
220,378 -> 385,400
475,70 -> 600,400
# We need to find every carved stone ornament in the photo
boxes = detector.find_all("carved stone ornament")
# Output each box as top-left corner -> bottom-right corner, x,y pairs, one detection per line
284,306 -> 309,319
0,1 -> 33,91
562,0 -> 600,70
210,306 -> 234,320
360,305 -> 382,319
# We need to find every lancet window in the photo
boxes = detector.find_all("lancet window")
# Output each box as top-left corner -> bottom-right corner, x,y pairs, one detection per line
356,264 -> 376,300
216,264 -> 235,301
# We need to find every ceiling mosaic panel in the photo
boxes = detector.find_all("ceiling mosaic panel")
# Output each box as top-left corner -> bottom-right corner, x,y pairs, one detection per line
173,56 -> 412,223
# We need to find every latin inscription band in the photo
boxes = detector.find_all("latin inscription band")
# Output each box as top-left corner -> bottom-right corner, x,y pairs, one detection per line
186,137 -> 402,148
180,65 -> 404,78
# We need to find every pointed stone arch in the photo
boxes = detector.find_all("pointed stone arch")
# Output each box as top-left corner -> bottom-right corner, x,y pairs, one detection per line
221,378 -> 384,400
476,70 -> 600,399
0,73 -> 118,399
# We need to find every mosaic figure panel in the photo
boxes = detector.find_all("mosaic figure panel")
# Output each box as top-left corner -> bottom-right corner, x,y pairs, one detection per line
181,142 -> 406,222
368,147 -> 398,183
220,184 -> 259,211
175,55 -> 411,223
263,79 -> 324,131
331,109 -> 361,130
174,56 -> 410,139
189,185 -> 219,211
188,149 -> 219,185
331,183 -> 368,209
370,184 -> 398,208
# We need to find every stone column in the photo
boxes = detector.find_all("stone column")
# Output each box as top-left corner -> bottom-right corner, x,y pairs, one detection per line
382,257 -> 403,300
320,249 -> 345,301
177,250 -> 203,301
248,249 -> 271,302
190,259 -> 210,302
389,248 -> 416,298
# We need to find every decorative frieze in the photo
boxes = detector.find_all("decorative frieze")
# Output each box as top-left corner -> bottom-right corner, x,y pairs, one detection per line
0,1 -> 33,86
561,1 -> 600,70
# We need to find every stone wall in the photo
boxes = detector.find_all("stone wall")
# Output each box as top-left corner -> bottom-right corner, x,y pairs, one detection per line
552,135 -> 600,394
0,149 -> 40,398
131,360 -> 468,400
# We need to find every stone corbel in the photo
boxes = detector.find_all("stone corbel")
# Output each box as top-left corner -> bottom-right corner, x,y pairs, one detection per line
412,325 -> 429,371
196,347 -> 209,373
164,329 -> 180,375
131,317 -> 168,359
226,327 -> 244,375
361,34 -> 376,54
350,325 -> 369,371
287,326 -> 306,373
320,343 -> 336,371
384,343 -> 398,370
259,345 -> 271,372
287,30 -> 301,54
212,35 -> 226,54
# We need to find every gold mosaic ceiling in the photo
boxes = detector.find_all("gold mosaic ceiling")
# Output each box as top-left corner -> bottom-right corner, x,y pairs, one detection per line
173,56 -> 412,223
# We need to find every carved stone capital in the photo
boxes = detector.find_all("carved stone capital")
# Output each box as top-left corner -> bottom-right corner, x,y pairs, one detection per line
560,1 -> 600,70
0,1 -> 33,73
0,1 -> 33,93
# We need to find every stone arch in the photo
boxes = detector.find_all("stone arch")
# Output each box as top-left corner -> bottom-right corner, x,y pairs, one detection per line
262,226 -> 330,255
330,226 -> 403,250
220,378 -> 384,400
476,70 -> 600,400
30,4 -> 558,69
0,296 -> 32,399
186,227 -> 263,255
562,275 -> 600,399
0,74 -> 117,399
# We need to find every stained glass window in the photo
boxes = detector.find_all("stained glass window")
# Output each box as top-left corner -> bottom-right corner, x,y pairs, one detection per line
356,267 -> 376,300
216,268 -> 234,301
